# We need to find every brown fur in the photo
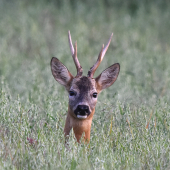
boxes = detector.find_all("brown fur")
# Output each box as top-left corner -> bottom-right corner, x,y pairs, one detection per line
64,106 -> 95,142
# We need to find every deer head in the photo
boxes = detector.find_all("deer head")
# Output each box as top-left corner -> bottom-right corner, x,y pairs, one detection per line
51,31 -> 120,143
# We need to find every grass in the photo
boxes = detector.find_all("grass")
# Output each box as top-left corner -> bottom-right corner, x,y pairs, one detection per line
0,0 -> 170,169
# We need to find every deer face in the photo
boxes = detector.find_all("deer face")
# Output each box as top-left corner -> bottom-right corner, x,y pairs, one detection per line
51,57 -> 120,120
68,76 -> 97,119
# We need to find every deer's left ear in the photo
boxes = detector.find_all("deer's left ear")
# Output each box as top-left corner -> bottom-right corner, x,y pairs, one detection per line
95,63 -> 120,92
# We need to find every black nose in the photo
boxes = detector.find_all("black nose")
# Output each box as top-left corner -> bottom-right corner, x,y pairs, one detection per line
77,105 -> 89,112
74,105 -> 90,116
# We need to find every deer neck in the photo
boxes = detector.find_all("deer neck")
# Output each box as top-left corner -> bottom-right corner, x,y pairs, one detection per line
65,106 -> 95,142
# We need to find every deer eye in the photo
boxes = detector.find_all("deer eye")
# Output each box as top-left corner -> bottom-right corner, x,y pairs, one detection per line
92,92 -> 97,98
69,91 -> 76,96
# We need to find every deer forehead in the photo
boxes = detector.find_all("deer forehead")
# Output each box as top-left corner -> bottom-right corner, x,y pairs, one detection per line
70,76 -> 97,93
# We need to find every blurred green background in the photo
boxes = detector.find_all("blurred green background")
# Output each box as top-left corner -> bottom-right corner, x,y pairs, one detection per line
0,0 -> 170,105
0,0 -> 170,103
1,0 -> 170,169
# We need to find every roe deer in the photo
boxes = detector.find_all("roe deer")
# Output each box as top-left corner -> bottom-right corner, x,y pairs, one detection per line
50,31 -> 120,143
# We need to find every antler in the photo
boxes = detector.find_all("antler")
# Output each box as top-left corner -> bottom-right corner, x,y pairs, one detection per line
87,33 -> 113,78
68,31 -> 83,77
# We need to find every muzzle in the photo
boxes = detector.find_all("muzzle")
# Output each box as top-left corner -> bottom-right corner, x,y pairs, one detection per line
74,105 -> 90,119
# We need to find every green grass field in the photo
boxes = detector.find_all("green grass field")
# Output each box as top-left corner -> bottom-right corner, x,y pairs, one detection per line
0,1 -> 170,169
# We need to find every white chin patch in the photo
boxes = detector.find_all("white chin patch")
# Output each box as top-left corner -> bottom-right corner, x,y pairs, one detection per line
77,115 -> 87,119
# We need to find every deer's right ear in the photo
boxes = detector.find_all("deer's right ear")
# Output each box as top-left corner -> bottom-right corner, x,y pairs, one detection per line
51,57 -> 74,90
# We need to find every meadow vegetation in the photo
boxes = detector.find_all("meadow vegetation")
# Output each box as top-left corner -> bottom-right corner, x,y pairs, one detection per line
0,0 -> 170,169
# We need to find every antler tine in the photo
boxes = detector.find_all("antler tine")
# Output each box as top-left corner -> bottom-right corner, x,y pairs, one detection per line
101,33 -> 113,60
88,33 -> 113,78
68,31 -> 83,77
68,30 -> 75,55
